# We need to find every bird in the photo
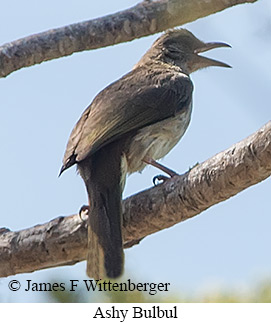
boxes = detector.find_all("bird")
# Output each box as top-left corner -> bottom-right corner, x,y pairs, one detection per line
59,29 -> 231,280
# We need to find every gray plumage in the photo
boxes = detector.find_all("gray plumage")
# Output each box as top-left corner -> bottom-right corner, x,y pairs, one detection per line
60,29 -> 230,279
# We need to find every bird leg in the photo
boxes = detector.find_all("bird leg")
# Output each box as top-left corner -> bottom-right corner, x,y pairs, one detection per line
143,157 -> 178,177
142,157 -> 178,185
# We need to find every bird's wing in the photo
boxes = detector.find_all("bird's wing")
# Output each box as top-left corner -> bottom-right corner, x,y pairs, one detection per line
61,67 -> 193,172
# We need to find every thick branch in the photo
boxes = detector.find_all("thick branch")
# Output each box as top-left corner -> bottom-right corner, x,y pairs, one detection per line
0,0 -> 257,78
0,121 -> 270,278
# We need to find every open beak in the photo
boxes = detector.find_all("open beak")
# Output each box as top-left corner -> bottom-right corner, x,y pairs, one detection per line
194,42 -> 231,68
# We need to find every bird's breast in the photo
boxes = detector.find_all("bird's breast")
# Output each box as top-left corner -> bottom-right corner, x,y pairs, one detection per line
124,103 -> 192,174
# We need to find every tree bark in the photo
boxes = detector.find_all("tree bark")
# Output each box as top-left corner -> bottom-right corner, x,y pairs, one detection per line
0,121 -> 270,278
0,0 -> 257,78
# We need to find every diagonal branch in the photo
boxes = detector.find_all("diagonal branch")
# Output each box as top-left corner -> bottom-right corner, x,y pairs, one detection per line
0,0 -> 257,78
0,121 -> 270,278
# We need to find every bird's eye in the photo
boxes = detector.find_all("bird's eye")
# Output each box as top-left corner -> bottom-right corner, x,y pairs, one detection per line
164,45 -> 181,59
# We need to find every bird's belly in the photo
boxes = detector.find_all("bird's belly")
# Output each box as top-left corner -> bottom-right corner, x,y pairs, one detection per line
125,105 -> 192,174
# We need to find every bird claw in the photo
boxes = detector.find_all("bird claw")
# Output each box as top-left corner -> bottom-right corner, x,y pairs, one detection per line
78,205 -> 89,221
152,174 -> 171,186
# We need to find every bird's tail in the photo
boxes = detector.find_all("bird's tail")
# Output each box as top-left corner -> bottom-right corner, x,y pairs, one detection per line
86,181 -> 124,279
87,225 -> 105,279
78,145 -> 124,280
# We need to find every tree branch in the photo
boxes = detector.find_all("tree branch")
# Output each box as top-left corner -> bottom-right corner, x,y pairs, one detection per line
0,0 -> 257,78
0,121 -> 270,278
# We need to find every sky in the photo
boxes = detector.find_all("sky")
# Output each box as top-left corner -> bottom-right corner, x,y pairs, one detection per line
0,0 -> 270,302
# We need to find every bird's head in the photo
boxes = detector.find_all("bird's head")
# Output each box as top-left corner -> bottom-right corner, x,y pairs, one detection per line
138,29 -> 231,74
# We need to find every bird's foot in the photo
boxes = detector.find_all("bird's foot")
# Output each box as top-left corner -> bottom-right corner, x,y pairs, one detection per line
78,205 -> 89,222
152,173 -> 180,186
143,157 -> 178,177
153,174 -> 171,186
143,157 -> 179,185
